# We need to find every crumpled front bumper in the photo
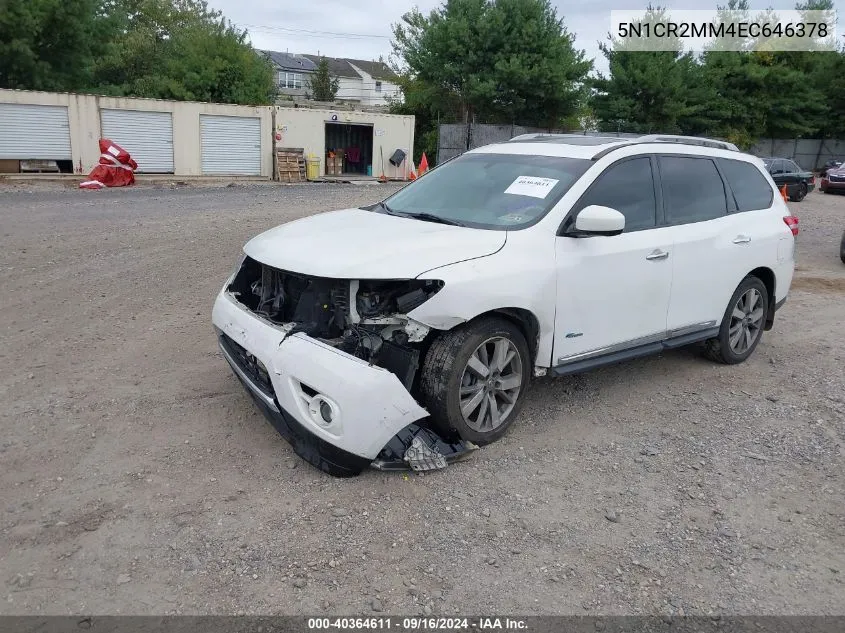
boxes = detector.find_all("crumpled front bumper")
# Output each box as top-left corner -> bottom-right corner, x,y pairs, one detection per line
212,290 -> 431,476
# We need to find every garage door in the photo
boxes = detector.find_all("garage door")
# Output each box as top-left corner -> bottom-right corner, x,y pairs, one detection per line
100,109 -> 174,173
0,104 -> 71,160
200,115 -> 261,175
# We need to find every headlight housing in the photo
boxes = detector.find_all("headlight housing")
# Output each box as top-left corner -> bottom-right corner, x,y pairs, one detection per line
356,279 -> 445,318
225,253 -> 247,287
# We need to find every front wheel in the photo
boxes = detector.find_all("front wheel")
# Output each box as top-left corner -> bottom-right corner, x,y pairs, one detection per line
703,277 -> 769,364
419,317 -> 530,445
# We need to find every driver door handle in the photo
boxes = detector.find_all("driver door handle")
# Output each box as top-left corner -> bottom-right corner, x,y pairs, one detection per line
646,249 -> 669,261
733,235 -> 752,244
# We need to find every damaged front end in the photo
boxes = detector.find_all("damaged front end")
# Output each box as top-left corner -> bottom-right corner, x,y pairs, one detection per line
222,255 -> 476,473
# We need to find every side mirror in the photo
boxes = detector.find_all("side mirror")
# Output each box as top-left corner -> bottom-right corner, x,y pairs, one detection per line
568,205 -> 625,237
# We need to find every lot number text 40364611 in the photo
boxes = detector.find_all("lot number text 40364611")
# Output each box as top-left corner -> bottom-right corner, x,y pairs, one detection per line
307,618 -> 528,631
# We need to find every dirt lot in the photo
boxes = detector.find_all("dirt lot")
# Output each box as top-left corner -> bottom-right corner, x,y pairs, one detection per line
1,181 -> 843,617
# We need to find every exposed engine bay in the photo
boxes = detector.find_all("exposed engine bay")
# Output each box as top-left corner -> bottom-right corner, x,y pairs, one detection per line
227,255 -> 444,391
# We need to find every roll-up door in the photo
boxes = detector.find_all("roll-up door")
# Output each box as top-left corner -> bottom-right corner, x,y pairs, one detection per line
200,115 -> 262,175
100,109 -> 174,173
0,104 -> 71,160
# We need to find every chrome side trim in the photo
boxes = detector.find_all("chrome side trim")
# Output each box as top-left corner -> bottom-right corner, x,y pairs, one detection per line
557,331 -> 666,365
219,341 -> 280,412
667,321 -> 718,338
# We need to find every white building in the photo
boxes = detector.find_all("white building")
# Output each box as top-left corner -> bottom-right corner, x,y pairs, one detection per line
262,51 -> 402,107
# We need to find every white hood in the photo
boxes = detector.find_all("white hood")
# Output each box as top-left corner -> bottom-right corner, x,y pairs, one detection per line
243,208 -> 506,279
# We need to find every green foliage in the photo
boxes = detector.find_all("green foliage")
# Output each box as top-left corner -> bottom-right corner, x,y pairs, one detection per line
0,0 -> 276,105
0,0 -> 103,91
392,0 -> 591,128
592,8 -> 698,134
307,58 -> 340,101
388,73 -> 460,160
591,1 -> 845,140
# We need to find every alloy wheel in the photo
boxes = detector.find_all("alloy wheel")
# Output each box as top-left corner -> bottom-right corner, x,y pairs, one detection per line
728,288 -> 765,354
459,336 -> 523,432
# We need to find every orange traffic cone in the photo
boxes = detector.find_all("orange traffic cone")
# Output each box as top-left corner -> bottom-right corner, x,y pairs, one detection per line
408,159 -> 418,181
780,185 -> 789,202
418,153 -> 429,176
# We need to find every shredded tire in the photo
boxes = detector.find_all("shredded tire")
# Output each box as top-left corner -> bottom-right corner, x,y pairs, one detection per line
419,317 -> 530,445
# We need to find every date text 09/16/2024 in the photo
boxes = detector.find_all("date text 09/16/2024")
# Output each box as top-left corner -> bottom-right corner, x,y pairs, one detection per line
307,618 -> 528,631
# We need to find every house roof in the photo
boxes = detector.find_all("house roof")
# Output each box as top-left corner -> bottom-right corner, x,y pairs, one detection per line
301,55 -> 360,78
345,59 -> 399,82
260,50 -> 400,82
260,51 -> 317,73
300,55 -> 399,82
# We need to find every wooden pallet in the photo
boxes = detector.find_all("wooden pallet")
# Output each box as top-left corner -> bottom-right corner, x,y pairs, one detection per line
276,148 -> 306,182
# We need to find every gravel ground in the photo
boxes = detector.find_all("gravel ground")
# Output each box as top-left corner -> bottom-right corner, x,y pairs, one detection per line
0,182 -> 843,617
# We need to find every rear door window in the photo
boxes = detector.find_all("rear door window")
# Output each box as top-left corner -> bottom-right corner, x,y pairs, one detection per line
719,159 -> 774,212
659,156 -> 728,225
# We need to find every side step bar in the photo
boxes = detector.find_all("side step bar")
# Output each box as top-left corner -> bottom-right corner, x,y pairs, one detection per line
551,328 -> 719,377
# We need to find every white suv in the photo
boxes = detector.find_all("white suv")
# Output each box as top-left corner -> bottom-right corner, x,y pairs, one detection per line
212,134 -> 798,477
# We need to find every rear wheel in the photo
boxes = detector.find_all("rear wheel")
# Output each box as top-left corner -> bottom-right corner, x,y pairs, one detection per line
420,317 -> 530,445
840,230 -> 845,264
703,277 -> 769,365
790,182 -> 808,202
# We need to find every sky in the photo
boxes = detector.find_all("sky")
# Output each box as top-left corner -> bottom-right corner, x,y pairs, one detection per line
216,1 -> 845,76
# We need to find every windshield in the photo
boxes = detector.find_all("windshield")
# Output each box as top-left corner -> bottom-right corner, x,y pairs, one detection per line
379,153 -> 592,230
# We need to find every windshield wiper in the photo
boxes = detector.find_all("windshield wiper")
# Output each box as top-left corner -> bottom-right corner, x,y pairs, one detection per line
393,211 -> 467,227
372,201 -> 466,227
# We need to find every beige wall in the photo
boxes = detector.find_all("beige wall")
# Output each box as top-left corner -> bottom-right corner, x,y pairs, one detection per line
275,107 -> 415,179
0,89 -> 274,176
0,90 -> 416,179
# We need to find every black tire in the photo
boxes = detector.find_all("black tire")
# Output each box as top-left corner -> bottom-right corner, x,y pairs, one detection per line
790,182 -> 808,202
419,317 -> 530,445
703,276 -> 769,365
840,231 -> 845,264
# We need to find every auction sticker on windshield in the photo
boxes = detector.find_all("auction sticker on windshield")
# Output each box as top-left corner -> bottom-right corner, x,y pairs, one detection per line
504,176 -> 559,199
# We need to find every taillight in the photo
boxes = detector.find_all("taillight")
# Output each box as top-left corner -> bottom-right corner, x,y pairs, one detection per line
809,176 -> 815,184
783,215 -> 799,236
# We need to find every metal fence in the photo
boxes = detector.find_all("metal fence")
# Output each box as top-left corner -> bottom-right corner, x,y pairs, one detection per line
437,123 -> 845,170
747,138 -> 845,170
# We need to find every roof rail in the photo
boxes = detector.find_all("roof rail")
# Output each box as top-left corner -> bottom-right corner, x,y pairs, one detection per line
590,134 -> 740,160
508,133 -> 587,142
637,134 -> 739,151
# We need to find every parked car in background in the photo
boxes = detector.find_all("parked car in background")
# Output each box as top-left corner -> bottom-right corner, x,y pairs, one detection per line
819,159 -> 843,177
820,163 -> 845,194
762,158 -> 815,201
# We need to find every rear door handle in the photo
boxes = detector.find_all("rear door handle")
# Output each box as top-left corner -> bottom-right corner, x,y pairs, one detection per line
733,235 -> 752,244
646,249 -> 669,261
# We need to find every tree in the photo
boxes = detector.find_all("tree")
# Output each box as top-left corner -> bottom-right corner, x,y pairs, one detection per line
0,0 -> 276,106
92,0 -> 276,105
592,7 -> 698,134
392,0 -> 591,128
307,57 -> 339,101
0,0 -> 103,91
389,74 -> 460,162
697,0 -> 833,141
